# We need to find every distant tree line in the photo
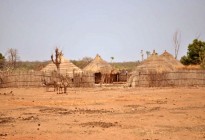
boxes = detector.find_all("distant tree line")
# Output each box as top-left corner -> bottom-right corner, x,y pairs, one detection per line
1,39 -> 205,71
71,57 -> 93,69
0,48 -> 49,71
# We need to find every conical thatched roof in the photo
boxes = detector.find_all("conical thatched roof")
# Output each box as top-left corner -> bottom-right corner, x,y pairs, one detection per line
132,51 -> 172,74
137,54 -> 175,73
160,51 -> 184,69
133,51 -> 184,74
41,56 -> 82,76
83,54 -> 114,74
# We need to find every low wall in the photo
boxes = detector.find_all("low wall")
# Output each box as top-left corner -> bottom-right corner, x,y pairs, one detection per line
0,71 -> 94,88
128,70 -> 205,87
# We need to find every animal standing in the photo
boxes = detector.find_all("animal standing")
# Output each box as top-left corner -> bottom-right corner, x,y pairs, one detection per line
55,81 -> 63,94
54,76 -> 69,94
41,78 -> 57,92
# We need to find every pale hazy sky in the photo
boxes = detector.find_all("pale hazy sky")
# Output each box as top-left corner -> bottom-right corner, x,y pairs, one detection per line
0,0 -> 205,62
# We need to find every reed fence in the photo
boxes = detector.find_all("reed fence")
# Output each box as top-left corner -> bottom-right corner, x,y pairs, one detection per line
129,70 -> 205,87
0,71 -> 94,88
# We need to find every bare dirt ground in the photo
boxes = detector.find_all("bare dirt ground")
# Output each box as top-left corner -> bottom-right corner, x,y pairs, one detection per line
0,86 -> 205,140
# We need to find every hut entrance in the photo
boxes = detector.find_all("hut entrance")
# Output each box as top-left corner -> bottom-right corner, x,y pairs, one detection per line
95,72 -> 102,84
111,73 -> 119,83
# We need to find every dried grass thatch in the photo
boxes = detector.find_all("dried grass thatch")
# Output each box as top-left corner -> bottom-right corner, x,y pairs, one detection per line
134,53 -> 173,74
133,51 -> 184,74
160,51 -> 184,69
128,51 -> 188,87
180,65 -> 201,70
83,54 -> 114,74
41,56 -> 82,77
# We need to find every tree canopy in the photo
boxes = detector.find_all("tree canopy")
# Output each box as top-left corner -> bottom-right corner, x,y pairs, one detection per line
180,39 -> 205,67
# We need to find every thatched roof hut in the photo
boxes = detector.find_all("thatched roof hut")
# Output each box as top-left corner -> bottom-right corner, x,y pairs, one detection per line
83,54 -> 114,74
83,54 -> 118,83
133,52 -> 174,74
132,50 -> 184,74
128,50 -> 185,87
41,56 -> 82,77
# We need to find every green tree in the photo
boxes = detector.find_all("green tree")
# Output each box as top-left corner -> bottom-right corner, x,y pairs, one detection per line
0,53 -> 5,69
180,39 -> 205,66
180,56 -> 190,65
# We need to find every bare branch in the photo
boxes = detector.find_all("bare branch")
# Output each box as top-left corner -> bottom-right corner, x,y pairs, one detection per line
173,31 -> 181,59
195,32 -> 201,39
6,48 -> 19,69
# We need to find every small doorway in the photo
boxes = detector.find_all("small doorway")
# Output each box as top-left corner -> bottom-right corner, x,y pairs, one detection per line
111,73 -> 119,83
95,72 -> 101,84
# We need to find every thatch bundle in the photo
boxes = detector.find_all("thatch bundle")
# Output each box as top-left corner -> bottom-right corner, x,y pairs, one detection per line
41,56 -> 82,77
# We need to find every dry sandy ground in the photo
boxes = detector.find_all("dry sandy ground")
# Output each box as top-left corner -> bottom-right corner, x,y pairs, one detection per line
0,86 -> 205,140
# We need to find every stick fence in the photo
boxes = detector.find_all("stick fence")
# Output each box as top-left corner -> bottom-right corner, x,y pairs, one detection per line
0,71 -> 95,88
129,70 -> 205,87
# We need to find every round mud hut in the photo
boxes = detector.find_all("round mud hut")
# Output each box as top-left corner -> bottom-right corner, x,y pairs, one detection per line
83,54 -> 119,84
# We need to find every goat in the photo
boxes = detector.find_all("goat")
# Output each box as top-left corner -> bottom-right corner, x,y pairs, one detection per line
56,81 -> 64,94
55,76 -> 69,94
41,78 -> 56,92
62,79 -> 68,94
